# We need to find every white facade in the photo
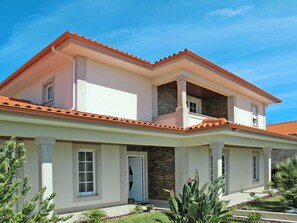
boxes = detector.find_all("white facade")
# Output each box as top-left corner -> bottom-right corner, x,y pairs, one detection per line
0,32 -> 294,214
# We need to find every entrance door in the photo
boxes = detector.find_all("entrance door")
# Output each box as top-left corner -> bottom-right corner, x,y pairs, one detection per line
222,154 -> 228,195
128,156 -> 144,201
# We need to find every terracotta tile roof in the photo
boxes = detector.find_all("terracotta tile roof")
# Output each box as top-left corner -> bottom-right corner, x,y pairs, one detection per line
0,96 -> 184,132
0,31 -> 280,103
267,121 -> 297,136
0,96 -> 296,142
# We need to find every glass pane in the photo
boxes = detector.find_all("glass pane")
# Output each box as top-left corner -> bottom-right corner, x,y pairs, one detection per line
79,162 -> 85,171
87,183 -> 94,192
79,173 -> 85,182
87,172 -> 93,181
79,152 -> 85,161
86,162 -> 93,171
86,152 -> 93,161
79,183 -> 86,193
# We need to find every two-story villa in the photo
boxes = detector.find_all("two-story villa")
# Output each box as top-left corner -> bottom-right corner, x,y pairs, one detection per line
0,31 -> 296,213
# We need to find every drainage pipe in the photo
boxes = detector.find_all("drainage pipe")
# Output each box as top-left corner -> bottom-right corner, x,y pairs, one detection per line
51,46 -> 76,110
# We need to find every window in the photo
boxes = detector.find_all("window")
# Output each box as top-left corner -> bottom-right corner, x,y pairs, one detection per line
45,83 -> 53,102
252,153 -> 259,182
187,96 -> 202,114
210,155 -> 214,182
252,105 -> 258,126
42,77 -> 55,105
78,150 -> 96,196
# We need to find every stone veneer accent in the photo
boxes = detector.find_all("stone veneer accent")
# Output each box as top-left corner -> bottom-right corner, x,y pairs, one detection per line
127,146 -> 175,200
272,149 -> 297,169
202,95 -> 228,119
158,85 -> 177,116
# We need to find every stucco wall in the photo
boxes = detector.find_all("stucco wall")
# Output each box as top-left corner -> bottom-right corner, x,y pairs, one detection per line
82,58 -> 153,121
13,62 -> 73,109
235,94 -> 266,129
21,140 -> 123,212
227,147 -> 264,193
187,146 -> 264,195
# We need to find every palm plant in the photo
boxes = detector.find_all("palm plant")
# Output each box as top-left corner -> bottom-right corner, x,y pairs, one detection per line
166,170 -> 232,223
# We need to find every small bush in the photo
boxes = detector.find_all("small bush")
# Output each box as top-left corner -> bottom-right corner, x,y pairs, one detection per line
82,209 -> 107,223
272,155 -> 297,207
130,204 -> 143,214
248,212 -> 262,222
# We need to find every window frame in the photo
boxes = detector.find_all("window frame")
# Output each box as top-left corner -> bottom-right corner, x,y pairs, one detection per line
42,77 -> 55,106
251,104 -> 258,126
187,95 -> 202,114
77,149 -> 96,197
252,152 -> 260,182
45,83 -> 53,102
73,143 -> 102,203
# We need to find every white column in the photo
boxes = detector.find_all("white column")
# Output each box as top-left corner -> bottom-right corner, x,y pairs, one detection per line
175,147 -> 189,195
175,75 -> 189,128
35,137 -> 55,202
210,142 -> 224,180
263,147 -> 272,191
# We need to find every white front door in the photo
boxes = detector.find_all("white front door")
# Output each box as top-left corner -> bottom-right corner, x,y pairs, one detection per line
128,156 -> 144,201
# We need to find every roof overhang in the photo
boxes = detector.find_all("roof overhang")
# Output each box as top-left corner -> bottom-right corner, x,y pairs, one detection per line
0,31 -> 281,104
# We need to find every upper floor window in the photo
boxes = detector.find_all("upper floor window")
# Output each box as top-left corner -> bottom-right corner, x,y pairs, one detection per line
45,83 -> 53,102
187,96 -> 202,114
251,105 -> 258,126
43,77 -> 55,105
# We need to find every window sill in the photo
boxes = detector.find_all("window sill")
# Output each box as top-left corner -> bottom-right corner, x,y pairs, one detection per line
42,100 -> 54,106
74,194 -> 102,203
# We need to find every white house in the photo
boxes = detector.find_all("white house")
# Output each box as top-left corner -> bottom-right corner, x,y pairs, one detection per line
0,31 -> 296,213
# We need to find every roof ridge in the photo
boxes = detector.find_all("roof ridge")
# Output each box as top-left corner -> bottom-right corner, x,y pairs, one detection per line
267,120 -> 297,126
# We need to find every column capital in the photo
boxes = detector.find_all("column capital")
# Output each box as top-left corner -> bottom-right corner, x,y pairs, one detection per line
35,137 -> 56,146
263,147 -> 273,153
175,75 -> 188,82
210,142 -> 224,150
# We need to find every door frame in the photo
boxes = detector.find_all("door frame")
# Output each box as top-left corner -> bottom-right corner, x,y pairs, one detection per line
127,151 -> 148,202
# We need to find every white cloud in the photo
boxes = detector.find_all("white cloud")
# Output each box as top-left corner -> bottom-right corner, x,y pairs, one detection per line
207,5 -> 252,17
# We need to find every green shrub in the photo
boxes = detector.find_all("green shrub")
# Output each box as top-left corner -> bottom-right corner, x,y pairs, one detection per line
247,212 -> 262,222
272,155 -> 297,207
129,204 -> 144,214
165,170 -> 232,223
0,137 -> 72,222
82,209 -> 107,223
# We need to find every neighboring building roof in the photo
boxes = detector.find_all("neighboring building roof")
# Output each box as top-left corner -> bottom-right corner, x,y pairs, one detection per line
0,96 -> 295,141
267,121 -> 297,136
0,31 -> 281,103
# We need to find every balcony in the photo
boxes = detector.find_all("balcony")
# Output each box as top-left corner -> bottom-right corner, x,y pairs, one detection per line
153,78 -> 230,127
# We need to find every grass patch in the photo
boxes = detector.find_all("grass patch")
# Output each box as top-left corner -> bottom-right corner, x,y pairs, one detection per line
107,212 -> 170,223
238,194 -> 286,212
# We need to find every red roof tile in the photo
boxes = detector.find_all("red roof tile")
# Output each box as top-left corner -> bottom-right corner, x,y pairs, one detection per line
267,121 -> 297,136
0,96 -> 295,142
0,31 -> 281,103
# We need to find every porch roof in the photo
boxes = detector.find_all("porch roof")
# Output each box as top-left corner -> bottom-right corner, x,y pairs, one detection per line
0,95 -> 296,142
267,121 -> 297,136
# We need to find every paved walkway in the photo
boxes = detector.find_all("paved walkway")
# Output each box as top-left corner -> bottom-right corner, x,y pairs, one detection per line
60,186 -> 269,222
222,186 -> 269,207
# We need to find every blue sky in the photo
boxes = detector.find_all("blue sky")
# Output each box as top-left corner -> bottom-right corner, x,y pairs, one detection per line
1,0 -> 297,124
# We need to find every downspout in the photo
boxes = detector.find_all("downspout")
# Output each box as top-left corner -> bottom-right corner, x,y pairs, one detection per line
51,46 -> 76,110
